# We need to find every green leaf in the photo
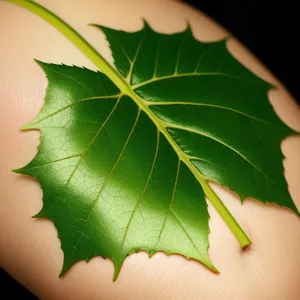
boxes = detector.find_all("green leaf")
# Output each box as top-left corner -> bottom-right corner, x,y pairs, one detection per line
8,0 -> 299,281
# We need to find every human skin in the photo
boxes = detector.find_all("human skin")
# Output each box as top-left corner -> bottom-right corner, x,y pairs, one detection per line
0,0 -> 300,299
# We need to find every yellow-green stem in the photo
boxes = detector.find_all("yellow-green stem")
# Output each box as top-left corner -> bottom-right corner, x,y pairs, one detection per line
5,0 -> 252,248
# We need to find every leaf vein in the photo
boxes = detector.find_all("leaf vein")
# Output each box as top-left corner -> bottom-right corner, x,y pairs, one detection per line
72,109 -> 141,254
170,209 -> 203,257
31,94 -> 121,126
127,35 -> 145,82
156,159 -> 181,245
174,33 -> 187,75
121,129 -> 160,248
108,34 -> 133,64
147,101 -> 282,128
41,64 -> 95,95
22,154 -> 82,171
47,95 -> 122,212
133,72 -> 264,89
166,123 -> 276,187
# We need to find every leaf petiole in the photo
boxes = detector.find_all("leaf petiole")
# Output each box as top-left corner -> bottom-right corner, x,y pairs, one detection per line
202,183 -> 251,248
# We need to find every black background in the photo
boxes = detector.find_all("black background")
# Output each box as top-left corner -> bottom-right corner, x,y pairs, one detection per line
1,0 -> 299,298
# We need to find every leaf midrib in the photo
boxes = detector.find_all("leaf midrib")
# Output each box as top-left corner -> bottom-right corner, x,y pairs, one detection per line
118,33 -> 207,183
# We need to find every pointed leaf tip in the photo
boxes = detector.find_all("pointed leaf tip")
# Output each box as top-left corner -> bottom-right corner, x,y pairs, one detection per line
206,259 -> 219,274
112,255 -> 127,281
141,18 -> 153,30
11,168 -> 23,174
88,23 -> 99,28
33,58 -> 47,68
32,209 -> 46,219
184,20 -> 193,33
20,123 -> 34,131
33,58 -> 42,64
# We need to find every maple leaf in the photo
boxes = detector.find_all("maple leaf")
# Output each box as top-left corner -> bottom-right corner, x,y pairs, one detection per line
7,0 -> 299,280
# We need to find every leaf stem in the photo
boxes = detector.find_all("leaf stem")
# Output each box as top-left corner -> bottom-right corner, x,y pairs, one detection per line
4,0 -> 128,93
5,0 -> 251,248
202,183 -> 251,247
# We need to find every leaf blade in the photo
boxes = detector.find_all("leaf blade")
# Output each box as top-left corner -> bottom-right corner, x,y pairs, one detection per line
9,0 -> 298,281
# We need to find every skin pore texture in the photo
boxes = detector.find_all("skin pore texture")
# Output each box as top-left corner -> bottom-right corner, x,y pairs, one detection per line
0,0 -> 300,299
